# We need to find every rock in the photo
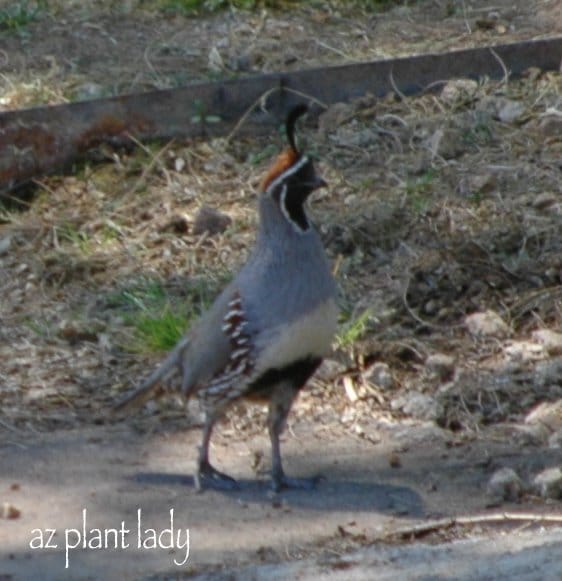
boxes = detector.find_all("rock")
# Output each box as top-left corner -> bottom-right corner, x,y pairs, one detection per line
467,172 -> 497,194
315,358 -> 346,383
538,114 -> 562,138
395,391 -> 443,422
496,99 -> 526,123
192,206 -> 232,236
318,102 -> 354,138
486,467 -> 523,501
503,341 -> 544,363
228,53 -> 252,72
424,127 -> 465,159
0,235 -> 12,256
174,157 -> 186,173
525,401 -> 562,432
548,431 -> 562,449
161,213 -> 190,235
533,467 -> 562,500
534,358 -> 562,388
208,46 -> 224,73
425,353 -> 455,381
0,502 -> 21,519
508,423 -> 550,447
367,362 -> 394,389
74,82 -> 106,101
478,97 -> 525,124
532,329 -> 562,356
532,193 -> 559,211
465,310 -> 510,338
440,79 -> 478,104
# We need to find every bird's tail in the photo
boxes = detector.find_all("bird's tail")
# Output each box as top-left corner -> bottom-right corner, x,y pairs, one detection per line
112,337 -> 189,414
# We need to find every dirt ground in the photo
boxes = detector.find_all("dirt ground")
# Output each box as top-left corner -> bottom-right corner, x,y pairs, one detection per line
1,1 -> 562,579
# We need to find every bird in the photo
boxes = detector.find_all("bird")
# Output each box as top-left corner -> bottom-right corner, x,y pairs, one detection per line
114,104 -> 338,493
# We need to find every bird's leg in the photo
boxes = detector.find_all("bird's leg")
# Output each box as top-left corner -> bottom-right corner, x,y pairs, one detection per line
268,386 -> 319,493
194,412 -> 238,491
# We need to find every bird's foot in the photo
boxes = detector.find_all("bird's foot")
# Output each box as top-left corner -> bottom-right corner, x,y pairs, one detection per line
195,461 -> 239,492
270,472 -> 321,493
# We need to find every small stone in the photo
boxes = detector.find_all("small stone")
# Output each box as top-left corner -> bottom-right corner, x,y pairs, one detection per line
532,329 -> 562,356
533,467 -> 562,499
425,353 -> 455,381
162,213 -> 190,235
400,391 -> 443,421
532,193 -> 558,211
367,362 -> 394,389
534,358 -> 562,388
229,54 -> 252,72
174,157 -> 186,173
74,82 -> 105,101
0,236 -> 12,256
548,431 -> 562,449
497,99 -> 525,123
486,467 -> 523,501
538,115 -> 562,138
478,97 -> 524,123
465,310 -> 510,338
192,206 -> 232,237
440,79 -> 478,104
318,102 -> 355,138
208,46 -> 224,73
503,341 -> 544,363
424,127 -> 466,159
525,401 -> 562,432
467,172 -> 497,194
0,502 -> 21,519
315,358 -> 346,382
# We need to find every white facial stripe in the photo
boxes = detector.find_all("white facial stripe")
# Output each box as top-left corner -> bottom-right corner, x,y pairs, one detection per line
279,183 -> 308,234
265,155 -> 309,196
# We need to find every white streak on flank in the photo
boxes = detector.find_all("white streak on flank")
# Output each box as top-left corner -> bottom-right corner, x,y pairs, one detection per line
224,308 -> 242,320
231,347 -> 249,360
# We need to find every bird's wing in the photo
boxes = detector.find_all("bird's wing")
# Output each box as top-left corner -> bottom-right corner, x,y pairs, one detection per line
112,283 -> 242,414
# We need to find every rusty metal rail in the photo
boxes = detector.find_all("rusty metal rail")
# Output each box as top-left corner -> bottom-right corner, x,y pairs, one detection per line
1,36 -> 561,193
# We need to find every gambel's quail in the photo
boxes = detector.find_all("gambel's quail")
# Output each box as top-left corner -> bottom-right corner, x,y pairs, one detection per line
114,105 -> 338,492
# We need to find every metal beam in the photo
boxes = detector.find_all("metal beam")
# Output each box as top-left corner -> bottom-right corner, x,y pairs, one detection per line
1,36 -> 561,193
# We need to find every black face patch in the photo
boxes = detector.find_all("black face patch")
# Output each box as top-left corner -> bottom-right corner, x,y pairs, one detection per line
268,156 -> 322,232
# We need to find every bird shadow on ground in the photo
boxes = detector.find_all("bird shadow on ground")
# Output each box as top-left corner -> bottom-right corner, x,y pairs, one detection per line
131,471 -> 423,516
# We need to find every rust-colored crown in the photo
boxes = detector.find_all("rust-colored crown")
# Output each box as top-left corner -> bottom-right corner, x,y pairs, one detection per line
260,147 -> 300,192
259,104 -> 308,192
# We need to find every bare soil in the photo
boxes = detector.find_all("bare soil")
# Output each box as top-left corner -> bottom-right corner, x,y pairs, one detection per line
1,1 -> 562,579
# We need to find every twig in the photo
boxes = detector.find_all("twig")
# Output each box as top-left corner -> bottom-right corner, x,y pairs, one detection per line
315,39 -> 353,60
226,87 -> 328,144
380,512 -> 562,542
489,47 -> 510,85
389,68 -> 407,102
402,276 -> 463,331
0,418 -> 21,433
126,134 -> 175,192
460,0 -> 472,35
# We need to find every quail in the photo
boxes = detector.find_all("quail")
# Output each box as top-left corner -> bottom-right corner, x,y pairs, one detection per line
114,105 -> 338,492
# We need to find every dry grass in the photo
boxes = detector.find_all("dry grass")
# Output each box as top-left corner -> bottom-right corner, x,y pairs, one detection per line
1,0 -> 561,437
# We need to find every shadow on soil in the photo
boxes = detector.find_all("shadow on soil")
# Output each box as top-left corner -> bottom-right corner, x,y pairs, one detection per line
132,471 -> 423,515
